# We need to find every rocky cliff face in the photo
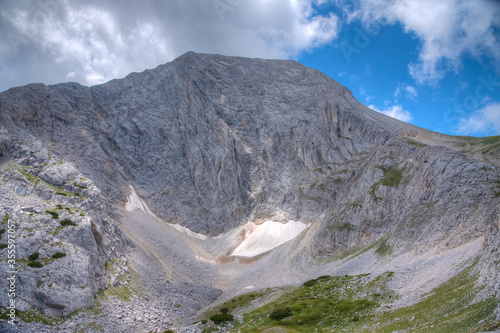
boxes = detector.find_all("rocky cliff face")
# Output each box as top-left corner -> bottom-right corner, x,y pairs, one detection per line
0,52 -> 498,330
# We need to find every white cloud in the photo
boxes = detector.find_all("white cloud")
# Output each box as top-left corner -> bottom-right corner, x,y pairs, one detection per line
0,0 -> 339,89
456,102 -> 500,136
395,84 -> 418,100
370,104 -> 414,123
352,0 -> 500,84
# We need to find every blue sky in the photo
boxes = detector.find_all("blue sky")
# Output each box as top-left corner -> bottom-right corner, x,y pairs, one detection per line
0,0 -> 499,137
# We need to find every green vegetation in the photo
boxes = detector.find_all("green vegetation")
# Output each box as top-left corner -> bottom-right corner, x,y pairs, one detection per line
0,243 -> 8,249
228,274 -> 380,332
406,140 -> 428,148
46,210 -> 59,219
0,308 -> 58,325
60,219 -> 77,227
375,239 -> 392,257
18,167 -> 41,185
73,182 -> 88,189
55,191 -> 67,196
269,307 -> 292,320
210,313 -> 234,324
211,262 -> 497,333
52,252 -> 66,259
476,136 -> 500,145
28,252 -> 39,261
369,165 -> 407,200
27,261 -> 44,268
3,213 -> 10,223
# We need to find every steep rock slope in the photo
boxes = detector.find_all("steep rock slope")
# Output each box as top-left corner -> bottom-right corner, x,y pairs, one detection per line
0,52 -> 415,235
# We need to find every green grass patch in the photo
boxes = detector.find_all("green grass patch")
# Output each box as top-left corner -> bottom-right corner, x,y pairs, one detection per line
224,266 -> 496,333
0,243 -> 8,249
374,239 -> 393,257
406,140 -> 428,148
369,165 -> 407,200
0,229 -> 5,235
364,263 -> 499,333
0,308 -> 58,325
18,167 -> 41,185
476,136 -> 500,145
231,274 -> 380,332
269,307 -> 293,320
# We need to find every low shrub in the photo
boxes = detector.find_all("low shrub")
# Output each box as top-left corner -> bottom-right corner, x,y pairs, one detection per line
0,243 -> 7,249
46,210 -> 59,219
210,313 -> 234,324
303,279 -> 317,287
60,219 -> 77,227
220,307 -> 229,314
28,261 -> 43,268
0,229 -> 5,235
28,252 -> 39,261
52,252 -> 66,259
269,307 -> 293,320
55,192 -> 67,196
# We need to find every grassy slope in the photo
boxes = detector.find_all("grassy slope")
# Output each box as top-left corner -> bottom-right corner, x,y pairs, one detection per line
200,261 -> 499,333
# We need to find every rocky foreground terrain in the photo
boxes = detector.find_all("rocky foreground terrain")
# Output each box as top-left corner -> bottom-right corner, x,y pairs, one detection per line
0,52 -> 499,332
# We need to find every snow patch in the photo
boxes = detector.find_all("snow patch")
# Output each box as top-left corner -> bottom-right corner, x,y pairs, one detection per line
125,185 -> 151,213
168,223 -> 208,240
232,220 -> 308,257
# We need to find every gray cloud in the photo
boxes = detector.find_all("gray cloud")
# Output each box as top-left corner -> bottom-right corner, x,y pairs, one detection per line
0,0 -> 339,91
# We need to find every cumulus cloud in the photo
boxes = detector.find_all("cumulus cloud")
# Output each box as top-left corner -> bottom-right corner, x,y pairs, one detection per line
456,102 -> 500,136
0,0 -> 339,89
351,0 -> 500,84
369,104 -> 414,123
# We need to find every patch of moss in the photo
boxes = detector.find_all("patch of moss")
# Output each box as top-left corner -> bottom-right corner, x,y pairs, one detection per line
28,252 -> 39,261
52,252 -> 66,259
46,210 -> 59,219
60,219 -> 77,227
73,182 -> 88,189
27,261 -> 43,268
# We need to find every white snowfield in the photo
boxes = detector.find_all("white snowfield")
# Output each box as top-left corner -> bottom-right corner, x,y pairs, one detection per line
125,186 -> 208,240
125,186 -> 151,213
168,223 -> 208,240
231,220 -> 309,257
125,187 -> 308,253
